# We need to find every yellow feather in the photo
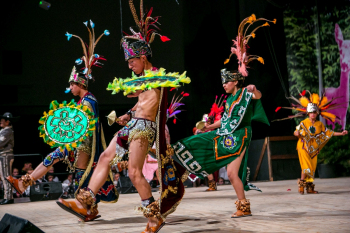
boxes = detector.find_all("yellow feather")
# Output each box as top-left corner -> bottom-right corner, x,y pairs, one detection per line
321,112 -> 336,122
311,93 -> 319,104
319,96 -> 328,107
299,96 -> 310,108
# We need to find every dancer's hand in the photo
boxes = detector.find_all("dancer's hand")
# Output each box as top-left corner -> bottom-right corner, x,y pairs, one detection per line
247,85 -> 262,99
294,130 -> 300,137
117,114 -> 129,126
246,85 -> 256,92
342,130 -> 348,136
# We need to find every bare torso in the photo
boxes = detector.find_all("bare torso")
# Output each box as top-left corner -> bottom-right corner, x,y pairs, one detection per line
134,88 -> 161,122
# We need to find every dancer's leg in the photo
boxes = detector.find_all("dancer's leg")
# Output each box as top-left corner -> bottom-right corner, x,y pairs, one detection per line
128,138 -> 159,228
87,135 -> 118,194
56,135 -> 118,220
9,149 -> 65,193
227,147 -> 247,200
227,148 -> 252,218
68,135 -> 118,209
128,137 -> 151,199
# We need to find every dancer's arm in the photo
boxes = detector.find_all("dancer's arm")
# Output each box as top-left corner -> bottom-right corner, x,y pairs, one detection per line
246,85 -> 262,99
118,102 -> 138,126
333,130 -> 348,136
202,120 -> 221,131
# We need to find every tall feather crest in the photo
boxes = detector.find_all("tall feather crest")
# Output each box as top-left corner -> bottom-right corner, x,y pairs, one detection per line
273,90 -> 343,122
299,96 -> 310,108
66,20 -> 109,79
224,14 -> 276,77
126,0 -> 169,44
311,93 -> 320,104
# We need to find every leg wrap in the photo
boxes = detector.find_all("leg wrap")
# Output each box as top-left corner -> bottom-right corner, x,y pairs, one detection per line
76,188 -> 98,215
139,196 -> 161,219
306,182 -> 318,193
43,148 -> 64,167
298,179 -> 306,194
19,174 -> 35,188
141,196 -> 155,207
235,199 -> 251,213
208,180 -> 217,190
137,196 -> 161,219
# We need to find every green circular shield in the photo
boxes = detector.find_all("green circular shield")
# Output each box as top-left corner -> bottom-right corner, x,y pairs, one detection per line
44,107 -> 90,144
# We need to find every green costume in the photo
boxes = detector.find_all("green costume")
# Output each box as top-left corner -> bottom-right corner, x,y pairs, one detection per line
173,87 -> 269,190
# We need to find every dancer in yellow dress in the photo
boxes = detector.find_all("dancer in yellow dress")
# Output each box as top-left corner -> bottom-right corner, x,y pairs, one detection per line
275,91 -> 348,194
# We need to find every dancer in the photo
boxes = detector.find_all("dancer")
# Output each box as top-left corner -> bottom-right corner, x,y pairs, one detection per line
0,112 -> 19,205
57,1 -> 190,232
275,91 -> 348,194
172,14 -> 273,218
6,21 -> 117,220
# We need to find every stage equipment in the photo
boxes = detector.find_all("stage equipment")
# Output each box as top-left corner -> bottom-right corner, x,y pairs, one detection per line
39,1 -> 51,10
116,176 -> 137,194
29,182 -> 63,202
0,213 -> 44,233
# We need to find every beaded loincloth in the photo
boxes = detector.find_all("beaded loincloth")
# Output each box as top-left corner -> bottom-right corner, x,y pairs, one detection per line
110,118 -> 157,166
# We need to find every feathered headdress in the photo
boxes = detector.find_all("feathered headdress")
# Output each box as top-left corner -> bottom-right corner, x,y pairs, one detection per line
208,94 -> 226,124
196,95 -> 226,129
274,90 -> 343,122
224,14 -> 276,77
65,20 -> 110,87
121,0 -> 170,61
167,88 -> 189,124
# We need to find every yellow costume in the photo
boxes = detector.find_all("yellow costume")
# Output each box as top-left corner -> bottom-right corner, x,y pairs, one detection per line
275,90 -> 341,194
296,118 -> 334,182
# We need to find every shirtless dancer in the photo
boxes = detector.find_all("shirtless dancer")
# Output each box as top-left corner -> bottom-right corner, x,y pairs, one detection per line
57,1 -> 188,232
58,55 -> 164,232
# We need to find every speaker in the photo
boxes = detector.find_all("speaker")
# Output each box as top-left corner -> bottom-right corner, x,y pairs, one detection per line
0,213 -> 44,233
116,177 -> 138,194
29,182 -> 63,202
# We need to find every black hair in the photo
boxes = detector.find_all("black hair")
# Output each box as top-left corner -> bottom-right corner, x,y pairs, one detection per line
145,54 -> 152,62
237,79 -> 245,88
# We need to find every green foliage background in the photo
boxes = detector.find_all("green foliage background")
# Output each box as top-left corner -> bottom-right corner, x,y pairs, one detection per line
283,2 -> 350,97
318,124 -> 350,172
283,1 -> 350,172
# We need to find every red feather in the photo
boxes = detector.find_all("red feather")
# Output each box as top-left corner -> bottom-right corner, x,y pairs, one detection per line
209,103 -> 224,122
160,35 -> 171,42
146,7 -> 153,17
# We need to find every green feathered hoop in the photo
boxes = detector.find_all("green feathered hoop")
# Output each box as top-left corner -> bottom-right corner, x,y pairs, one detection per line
38,100 -> 97,151
107,67 -> 191,95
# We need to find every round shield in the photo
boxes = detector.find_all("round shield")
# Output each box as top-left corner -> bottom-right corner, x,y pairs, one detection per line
44,107 -> 90,144
38,100 -> 96,151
